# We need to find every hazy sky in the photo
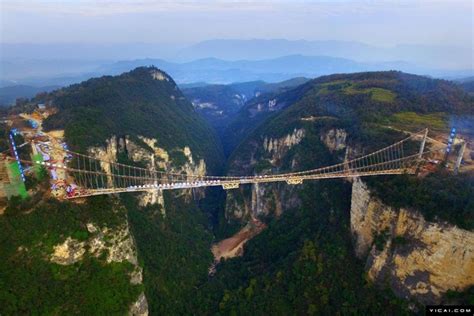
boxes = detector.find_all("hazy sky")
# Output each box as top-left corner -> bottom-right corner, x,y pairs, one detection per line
0,0 -> 472,47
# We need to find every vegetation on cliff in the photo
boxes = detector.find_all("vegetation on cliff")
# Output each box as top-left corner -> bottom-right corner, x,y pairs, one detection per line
366,172 -> 474,230
41,66 -> 224,171
211,71 -> 473,312
194,181 -> 411,314
200,109 -> 411,313
1,69 -> 472,314
224,71 -> 473,155
124,193 -> 214,315
0,197 -> 142,314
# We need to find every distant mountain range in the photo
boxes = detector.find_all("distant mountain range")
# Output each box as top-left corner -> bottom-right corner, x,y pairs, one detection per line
0,84 -> 60,106
2,39 -> 471,68
1,39 -> 472,86
2,54 -> 472,91
176,39 -> 472,69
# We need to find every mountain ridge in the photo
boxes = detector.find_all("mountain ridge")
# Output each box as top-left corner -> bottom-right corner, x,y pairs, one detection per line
3,54 -> 473,89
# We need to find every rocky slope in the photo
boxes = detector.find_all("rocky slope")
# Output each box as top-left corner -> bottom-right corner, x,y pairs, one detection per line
351,178 -> 474,304
49,200 -> 149,315
88,135 -> 207,209
225,128 -> 306,222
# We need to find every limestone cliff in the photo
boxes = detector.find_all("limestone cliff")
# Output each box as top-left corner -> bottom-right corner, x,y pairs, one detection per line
320,128 -> 347,152
225,128 -> 304,221
225,181 -> 300,221
49,199 -> 149,315
351,178 -> 474,304
263,128 -> 305,163
89,135 -> 207,211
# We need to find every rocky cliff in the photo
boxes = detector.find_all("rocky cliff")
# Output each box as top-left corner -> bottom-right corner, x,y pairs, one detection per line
225,128 -> 305,222
89,135 -> 207,211
48,199 -> 149,315
320,128 -> 347,152
224,127 -> 350,224
351,178 -> 474,304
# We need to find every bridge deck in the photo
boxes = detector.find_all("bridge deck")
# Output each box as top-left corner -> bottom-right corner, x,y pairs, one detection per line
12,129 -> 441,199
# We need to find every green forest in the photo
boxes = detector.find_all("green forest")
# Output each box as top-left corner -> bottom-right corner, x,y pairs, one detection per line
0,197 -> 142,314
1,69 -> 473,315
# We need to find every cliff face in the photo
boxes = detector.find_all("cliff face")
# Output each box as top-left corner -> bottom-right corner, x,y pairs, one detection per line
320,128 -> 347,152
225,182 -> 300,221
89,135 -> 207,211
225,128 -> 305,221
225,127 -> 347,222
351,178 -> 474,304
49,199 -> 149,315
83,134 -> 210,315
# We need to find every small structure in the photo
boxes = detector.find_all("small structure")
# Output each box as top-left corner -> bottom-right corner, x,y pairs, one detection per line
37,103 -> 46,110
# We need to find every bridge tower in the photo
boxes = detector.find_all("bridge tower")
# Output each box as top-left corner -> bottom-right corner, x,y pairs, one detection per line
454,141 -> 466,175
418,128 -> 429,159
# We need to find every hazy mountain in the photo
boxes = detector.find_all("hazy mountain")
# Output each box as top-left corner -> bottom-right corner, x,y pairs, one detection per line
96,55 -> 401,81
177,39 -> 379,61
177,39 -> 472,69
77,55 -> 474,85
457,77 -> 474,95
1,39 -> 472,87
0,85 -> 60,107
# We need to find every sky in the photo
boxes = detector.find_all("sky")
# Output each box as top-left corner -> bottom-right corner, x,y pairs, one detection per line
0,0 -> 472,48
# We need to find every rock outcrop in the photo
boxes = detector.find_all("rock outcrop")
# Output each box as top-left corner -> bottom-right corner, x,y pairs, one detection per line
263,128 -> 305,163
50,237 -> 86,265
89,135 -> 207,210
49,201 -> 149,315
150,69 -> 170,81
321,128 -> 347,152
351,178 -> 474,304
129,293 -> 149,316
225,129 -> 305,221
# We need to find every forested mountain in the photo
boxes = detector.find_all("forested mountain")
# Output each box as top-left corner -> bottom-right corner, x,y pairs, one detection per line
1,69 -> 473,314
40,67 -> 223,170
458,77 -> 474,95
203,71 -> 474,312
0,67 -> 225,314
223,71 -> 473,155
0,85 -> 60,107
181,77 -> 309,134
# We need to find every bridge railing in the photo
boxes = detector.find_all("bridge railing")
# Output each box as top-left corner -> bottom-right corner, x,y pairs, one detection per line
16,128 -> 441,197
